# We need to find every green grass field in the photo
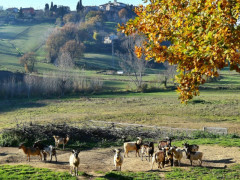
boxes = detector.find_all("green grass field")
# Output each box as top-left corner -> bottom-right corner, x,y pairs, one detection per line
2,164 -> 240,180
97,164 -> 240,180
0,165 -> 76,180
0,89 -> 240,133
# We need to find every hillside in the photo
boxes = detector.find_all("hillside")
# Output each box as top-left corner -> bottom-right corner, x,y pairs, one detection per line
0,22 -> 240,92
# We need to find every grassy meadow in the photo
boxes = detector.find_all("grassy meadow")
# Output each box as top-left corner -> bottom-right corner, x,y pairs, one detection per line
2,163 -> 240,180
0,165 -> 76,180
0,89 -> 240,133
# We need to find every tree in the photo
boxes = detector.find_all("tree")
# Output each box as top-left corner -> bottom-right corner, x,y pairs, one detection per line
60,40 -> 85,60
93,31 -> 102,43
63,13 -> 76,24
46,23 -> 87,63
119,0 -> 240,103
57,52 -> 74,96
117,35 -> 148,91
19,52 -> 36,73
18,7 -> 23,18
45,3 -> 49,11
118,8 -> 128,22
50,2 -> 54,11
161,62 -> 177,88
76,2 -> 80,12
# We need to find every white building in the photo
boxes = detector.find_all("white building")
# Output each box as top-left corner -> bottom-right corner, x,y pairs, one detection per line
99,0 -> 127,11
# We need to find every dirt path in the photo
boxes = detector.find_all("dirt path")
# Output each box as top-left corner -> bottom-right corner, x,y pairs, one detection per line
0,145 -> 239,178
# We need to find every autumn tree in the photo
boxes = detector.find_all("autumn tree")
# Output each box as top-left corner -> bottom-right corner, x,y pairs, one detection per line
60,40 -> 85,60
63,13 -> 76,23
118,8 -> 128,22
46,23 -> 87,63
19,52 -> 36,73
119,0 -> 240,103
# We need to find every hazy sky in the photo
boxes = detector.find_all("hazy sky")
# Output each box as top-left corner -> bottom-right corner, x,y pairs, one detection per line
0,0 -> 145,10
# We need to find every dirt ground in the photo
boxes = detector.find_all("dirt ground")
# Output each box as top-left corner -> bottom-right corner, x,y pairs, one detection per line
0,145 -> 239,179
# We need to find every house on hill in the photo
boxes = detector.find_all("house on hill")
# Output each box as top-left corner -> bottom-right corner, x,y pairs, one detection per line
22,8 -> 35,17
99,0 -> 127,11
6,8 -> 19,13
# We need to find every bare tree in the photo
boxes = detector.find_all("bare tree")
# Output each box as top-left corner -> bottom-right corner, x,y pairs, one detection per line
57,52 -> 75,96
117,35 -> 148,91
158,61 -> 177,88
24,74 -> 35,98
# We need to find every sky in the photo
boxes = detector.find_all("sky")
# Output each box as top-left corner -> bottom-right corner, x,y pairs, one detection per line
0,0 -> 145,10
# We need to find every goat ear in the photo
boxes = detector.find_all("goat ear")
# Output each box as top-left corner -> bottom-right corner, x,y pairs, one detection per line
72,150 -> 75,153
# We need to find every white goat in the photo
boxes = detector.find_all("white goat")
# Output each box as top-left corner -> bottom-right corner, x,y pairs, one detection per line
185,150 -> 203,166
169,146 -> 183,166
113,149 -> 123,171
69,150 -> 80,176
124,137 -> 142,157
43,145 -> 57,162
53,135 -> 70,150
33,141 -> 57,162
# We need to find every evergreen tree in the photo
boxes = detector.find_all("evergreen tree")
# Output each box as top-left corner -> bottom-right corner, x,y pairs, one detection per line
79,0 -> 84,11
76,2 -> 80,12
45,3 -> 49,11
18,7 -> 24,18
50,2 -> 53,11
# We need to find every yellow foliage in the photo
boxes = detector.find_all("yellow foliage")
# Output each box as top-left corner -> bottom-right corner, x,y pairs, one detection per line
119,0 -> 240,103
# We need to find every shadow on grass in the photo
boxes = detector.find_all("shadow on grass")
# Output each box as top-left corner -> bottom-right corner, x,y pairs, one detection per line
0,100 -> 46,113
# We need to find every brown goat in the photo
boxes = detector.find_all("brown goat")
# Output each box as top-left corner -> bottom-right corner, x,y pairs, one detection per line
53,135 -> 70,150
151,150 -> 165,170
19,143 -> 42,162
164,147 -> 174,166
158,138 -> 172,150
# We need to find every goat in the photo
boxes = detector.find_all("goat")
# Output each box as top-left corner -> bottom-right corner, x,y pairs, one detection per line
158,137 -> 172,150
183,143 -> 199,153
123,137 -> 143,157
33,141 -> 57,162
113,149 -> 123,171
69,150 -> 80,176
53,135 -> 70,150
169,146 -> 183,166
151,150 -> 165,170
164,146 -> 174,166
141,142 -> 154,162
19,143 -> 42,162
184,150 -> 203,166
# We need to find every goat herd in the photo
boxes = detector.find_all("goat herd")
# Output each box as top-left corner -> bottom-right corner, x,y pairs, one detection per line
18,135 -> 203,177
122,137 -> 203,171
